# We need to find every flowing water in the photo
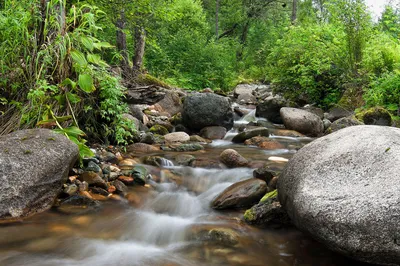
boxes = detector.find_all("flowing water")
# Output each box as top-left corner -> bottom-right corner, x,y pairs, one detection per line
0,106 -> 369,266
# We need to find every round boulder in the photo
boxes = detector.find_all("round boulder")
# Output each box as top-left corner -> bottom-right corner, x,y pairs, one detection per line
278,125 -> 400,265
0,129 -> 78,221
280,107 -> 324,137
164,132 -> 190,143
356,107 -> 392,126
200,126 -> 227,140
219,149 -> 249,168
182,93 -> 234,131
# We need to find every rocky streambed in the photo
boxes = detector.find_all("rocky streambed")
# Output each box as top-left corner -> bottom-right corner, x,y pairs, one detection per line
0,112 -> 370,266
1,84 -> 395,266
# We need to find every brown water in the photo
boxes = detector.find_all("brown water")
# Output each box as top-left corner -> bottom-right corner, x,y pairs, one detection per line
0,109 -> 371,266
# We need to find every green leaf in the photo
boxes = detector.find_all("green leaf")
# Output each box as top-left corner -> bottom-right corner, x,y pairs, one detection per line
61,78 -> 77,89
54,126 -> 85,138
78,74 -> 95,93
70,50 -> 88,67
81,36 -> 94,51
54,115 -> 73,122
87,53 -> 109,67
93,41 -> 114,50
66,92 -> 81,104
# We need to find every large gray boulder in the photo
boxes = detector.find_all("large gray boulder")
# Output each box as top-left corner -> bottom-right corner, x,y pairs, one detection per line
280,107 -> 324,137
278,125 -> 400,265
0,129 -> 78,221
182,93 -> 234,131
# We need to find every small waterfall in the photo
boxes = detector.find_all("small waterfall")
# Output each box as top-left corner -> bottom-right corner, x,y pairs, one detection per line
122,211 -> 194,245
236,109 -> 257,124
158,158 -> 174,167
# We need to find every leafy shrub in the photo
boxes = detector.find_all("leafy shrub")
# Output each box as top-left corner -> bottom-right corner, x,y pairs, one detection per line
362,32 -> 400,77
0,0 -> 134,158
364,70 -> 400,112
265,24 -> 347,107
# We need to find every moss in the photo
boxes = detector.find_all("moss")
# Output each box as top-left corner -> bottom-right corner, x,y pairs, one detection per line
149,125 -> 169,136
24,150 -> 32,154
355,107 -> 392,125
243,209 -> 256,222
337,86 -> 365,110
260,189 -> 278,203
136,74 -> 171,89
170,113 -> 182,125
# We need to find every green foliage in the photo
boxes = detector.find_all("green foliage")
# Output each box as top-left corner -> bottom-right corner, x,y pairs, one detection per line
0,0 -> 134,148
266,24 -> 346,107
364,70 -> 400,112
362,32 -> 400,76
145,0 -> 237,90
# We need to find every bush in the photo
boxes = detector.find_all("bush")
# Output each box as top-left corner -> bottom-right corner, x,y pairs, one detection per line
362,32 -> 400,77
0,0 -> 134,157
265,24 -> 347,108
364,70 -> 400,113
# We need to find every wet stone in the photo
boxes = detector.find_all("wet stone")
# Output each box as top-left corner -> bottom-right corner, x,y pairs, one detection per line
57,195 -> 101,215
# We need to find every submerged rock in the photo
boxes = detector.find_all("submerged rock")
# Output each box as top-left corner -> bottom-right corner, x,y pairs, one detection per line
280,107 -> 324,137
174,154 -> 196,166
190,226 -> 240,247
57,195 -> 101,215
278,125 -> 400,265
244,136 -> 284,150
0,129 -> 78,221
219,149 -> 249,168
211,178 -> 267,209
232,127 -> 270,143
182,93 -> 234,131
161,143 -> 204,152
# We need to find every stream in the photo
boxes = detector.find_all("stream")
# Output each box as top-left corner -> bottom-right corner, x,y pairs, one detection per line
0,106 -> 368,266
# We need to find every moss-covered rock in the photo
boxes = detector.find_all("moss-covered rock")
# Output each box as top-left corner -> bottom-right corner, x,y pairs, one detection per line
149,125 -> 169,135
356,107 -> 392,126
243,201 -> 290,227
161,143 -> 204,152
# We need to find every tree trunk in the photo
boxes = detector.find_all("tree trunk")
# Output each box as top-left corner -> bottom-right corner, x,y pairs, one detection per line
133,26 -> 146,75
291,0 -> 297,24
216,0 -> 219,39
116,10 -> 129,73
38,0 -> 48,46
237,20 -> 250,60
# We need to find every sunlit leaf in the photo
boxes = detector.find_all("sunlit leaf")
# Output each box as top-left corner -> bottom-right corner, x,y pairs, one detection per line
71,50 -> 88,67
78,74 -> 95,93
81,36 -> 94,51
87,53 -> 109,67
